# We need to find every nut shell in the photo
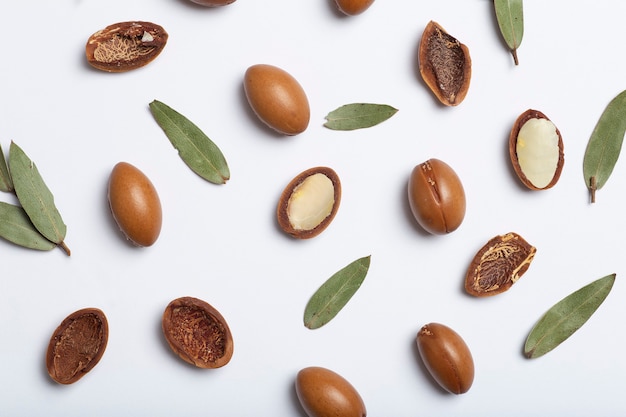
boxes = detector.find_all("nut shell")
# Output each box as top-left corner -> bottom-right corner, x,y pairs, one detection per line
189,0 -> 236,5
334,0 -> 375,15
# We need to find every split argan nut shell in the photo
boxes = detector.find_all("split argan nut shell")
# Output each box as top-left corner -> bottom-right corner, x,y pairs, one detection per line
509,109 -> 565,190
334,0 -> 375,15
244,64 -> 310,135
162,296 -> 234,369
277,167 -> 341,239
296,366 -> 367,417
418,21 -> 471,106
416,322 -> 474,394
408,158 -> 466,235
465,232 -> 536,297
46,308 -> 109,385
86,21 -> 168,73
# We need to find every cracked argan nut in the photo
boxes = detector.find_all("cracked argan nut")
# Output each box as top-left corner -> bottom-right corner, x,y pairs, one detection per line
86,21 -> 168,72
189,0 -> 236,5
416,323 -> 474,394
244,64 -> 310,135
465,232 -> 536,297
108,162 -> 162,247
334,0 -> 374,15
296,366 -> 367,417
277,167 -> 341,239
162,296 -> 234,369
418,21 -> 471,106
408,158 -> 466,235
46,308 -> 109,385
509,109 -> 565,190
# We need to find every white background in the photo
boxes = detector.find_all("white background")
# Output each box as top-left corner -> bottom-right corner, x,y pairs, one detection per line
0,0 -> 625,416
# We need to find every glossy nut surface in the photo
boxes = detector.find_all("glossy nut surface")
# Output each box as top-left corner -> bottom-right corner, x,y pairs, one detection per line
334,0 -> 375,15
416,322 -> 474,394
408,158 -> 466,235
296,366 -> 367,417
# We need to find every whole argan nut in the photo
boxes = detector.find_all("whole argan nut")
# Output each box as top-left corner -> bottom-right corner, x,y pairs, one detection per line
277,167 -> 341,239
162,296 -> 234,369
46,308 -> 109,385
189,0 -> 235,5
108,162 -> 162,247
408,159 -> 466,235
509,109 -> 565,190
244,64 -> 310,135
296,366 -> 367,417
416,322 -> 474,394
334,0 -> 374,15
86,21 -> 168,72
419,21 -> 471,106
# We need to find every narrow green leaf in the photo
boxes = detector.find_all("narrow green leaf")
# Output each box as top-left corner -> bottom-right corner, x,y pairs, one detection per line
582,90 -> 626,203
324,103 -> 398,131
524,274 -> 615,359
149,100 -> 230,185
0,202 -> 56,251
0,143 -> 13,192
304,255 -> 371,329
494,0 -> 524,65
9,142 -> 70,255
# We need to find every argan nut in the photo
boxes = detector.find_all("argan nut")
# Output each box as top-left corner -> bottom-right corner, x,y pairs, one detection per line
416,323 -> 474,394
46,308 -> 109,385
296,366 -> 367,417
162,296 -> 234,369
465,232 -> 536,297
189,0 -> 235,5
86,21 -> 168,72
244,64 -> 310,135
408,158 -> 466,235
509,109 -> 565,190
418,21 -> 471,106
334,0 -> 375,15
108,162 -> 162,247
277,167 -> 341,239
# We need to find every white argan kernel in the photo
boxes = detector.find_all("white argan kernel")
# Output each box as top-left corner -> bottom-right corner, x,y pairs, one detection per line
286,173 -> 335,231
516,118 -> 559,189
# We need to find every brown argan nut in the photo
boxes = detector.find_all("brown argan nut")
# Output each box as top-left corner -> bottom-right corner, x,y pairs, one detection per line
189,0 -> 236,5
86,21 -> 168,72
408,158 -> 466,235
46,308 -> 109,385
509,109 -> 565,190
416,322 -> 474,394
244,64 -> 310,135
334,0 -> 375,15
418,21 -> 471,106
296,366 -> 367,417
465,232 -> 536,297
277,167 -> 341,239
162,296 -> 234,369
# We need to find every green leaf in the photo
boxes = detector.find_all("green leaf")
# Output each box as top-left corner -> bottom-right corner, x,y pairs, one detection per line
0,143 -> 13,192
583,90 -> 626,203
494,0 -> 524,65
304,255 -> 371,329
0,202 -> 56,251
149,100 -> 230,185
524,274 -> 615,359
324,103 -> 398,131
9,141 -> 70,255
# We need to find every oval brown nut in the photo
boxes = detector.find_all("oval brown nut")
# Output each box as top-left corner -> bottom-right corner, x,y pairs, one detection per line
416,322 -> 474,394
296,366 -> 367,417
46,308 -> 109,384
86,21 -> 168,72
465,232 -> 536,297
334,0 -> 375,15
162,296 -> 234,369
509,109 -> 565,190
419,21 -> 471,106
408,158 -> 466,235
277,167 -> 341,239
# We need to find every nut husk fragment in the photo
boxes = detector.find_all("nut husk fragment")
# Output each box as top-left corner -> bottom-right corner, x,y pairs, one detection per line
418,21 -> 471,106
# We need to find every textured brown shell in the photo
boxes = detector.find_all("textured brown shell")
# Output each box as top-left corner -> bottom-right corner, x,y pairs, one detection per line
465,232 -> 536,297
162,296 -> 234,369
334,0 -> 375,15
277,167 -> 342,239
509,109 -> 565,190
418,21 -> 471,106
46,308 -> 109,384
86,21 -> 168,73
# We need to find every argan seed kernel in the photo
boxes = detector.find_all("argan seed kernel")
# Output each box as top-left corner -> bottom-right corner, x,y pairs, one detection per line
277,167 -> 341,239
418,21 -> 471,106
509,109 -> 565,190
465,232 -> 536,297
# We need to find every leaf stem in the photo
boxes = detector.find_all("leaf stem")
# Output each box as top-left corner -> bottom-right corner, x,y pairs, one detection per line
511,49 -> 519,65
58,241 -> 71,256
590,176 -> 597,203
